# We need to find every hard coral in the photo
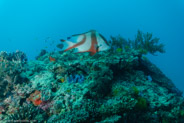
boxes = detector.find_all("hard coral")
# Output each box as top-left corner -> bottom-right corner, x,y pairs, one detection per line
0,51 -> 28,100
6,104 -> 47,122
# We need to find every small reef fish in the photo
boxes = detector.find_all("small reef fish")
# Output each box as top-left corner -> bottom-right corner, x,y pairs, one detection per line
49,56 -> 56,62
60,77 -> 65,83
57,30 -> 110,55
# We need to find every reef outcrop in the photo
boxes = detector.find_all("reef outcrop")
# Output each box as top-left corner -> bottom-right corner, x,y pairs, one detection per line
0,31 -> 183,123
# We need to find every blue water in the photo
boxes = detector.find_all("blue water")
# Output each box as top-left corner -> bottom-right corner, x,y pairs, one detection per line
0,0 -> 184,92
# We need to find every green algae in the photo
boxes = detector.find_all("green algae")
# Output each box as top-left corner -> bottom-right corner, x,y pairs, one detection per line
135,97 -> 148,110
180,110 -> 184,118
131,86 -> 139,96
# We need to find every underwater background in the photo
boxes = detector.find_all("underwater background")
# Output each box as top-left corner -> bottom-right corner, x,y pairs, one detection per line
0,0 -> 184,122
0,0 -> 184,93
0,0 -> 183,93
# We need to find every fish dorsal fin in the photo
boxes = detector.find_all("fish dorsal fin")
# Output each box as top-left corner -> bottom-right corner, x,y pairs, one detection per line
69,30 -> 96,38
96,33 -> 110,51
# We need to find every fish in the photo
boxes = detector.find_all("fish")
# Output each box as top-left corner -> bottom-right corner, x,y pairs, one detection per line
57,30 -> 110,55
60,77 -> 65,83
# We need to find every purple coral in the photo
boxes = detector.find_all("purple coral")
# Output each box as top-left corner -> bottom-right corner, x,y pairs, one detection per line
39,101 -> 53,111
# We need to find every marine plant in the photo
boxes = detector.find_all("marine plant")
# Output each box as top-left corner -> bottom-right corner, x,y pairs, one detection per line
180,110 -> 184,118
131,86 -> 139,97
111,83 -> 127,97
109,30 -> 165,55
135,97 -> 148,110
109,35 -> 131,52
116,48 -> 123,53
133,30 -> 165,55
162,118 -> 169,123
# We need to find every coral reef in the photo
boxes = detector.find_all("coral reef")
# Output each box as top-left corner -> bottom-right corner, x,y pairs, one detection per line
6,104 -> 47,122
0,31 -> 183,123
0,51 -> 27,101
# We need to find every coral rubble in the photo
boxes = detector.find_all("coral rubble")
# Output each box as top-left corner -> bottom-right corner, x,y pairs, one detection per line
0,31 -> 183,123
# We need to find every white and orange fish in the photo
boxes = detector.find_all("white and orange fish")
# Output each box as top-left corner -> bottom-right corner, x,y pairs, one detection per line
57,30 -> 110,55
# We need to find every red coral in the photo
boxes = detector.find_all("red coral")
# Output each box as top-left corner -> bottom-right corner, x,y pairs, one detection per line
34,98 -> 42,106
49,56 -> 56,62
27,90 -> 42,106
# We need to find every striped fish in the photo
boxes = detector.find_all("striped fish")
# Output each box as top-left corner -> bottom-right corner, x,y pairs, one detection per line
57,30 -> 110,55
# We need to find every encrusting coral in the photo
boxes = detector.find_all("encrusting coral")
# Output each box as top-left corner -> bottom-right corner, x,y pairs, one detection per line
0,30 -> 183,123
